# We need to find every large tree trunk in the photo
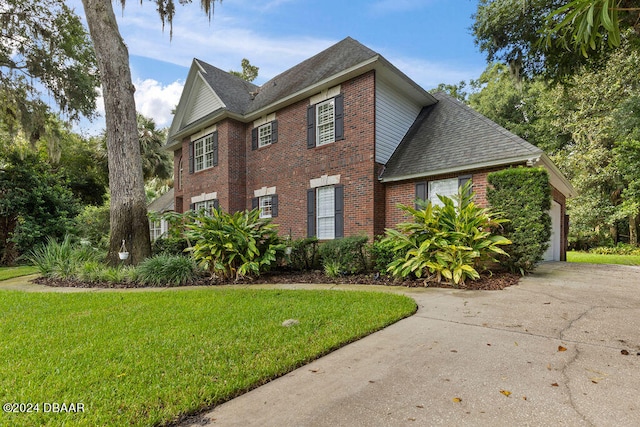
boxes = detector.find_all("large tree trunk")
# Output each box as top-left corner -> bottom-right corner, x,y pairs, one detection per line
630,213 -> 639,246
81,0 -> 151,265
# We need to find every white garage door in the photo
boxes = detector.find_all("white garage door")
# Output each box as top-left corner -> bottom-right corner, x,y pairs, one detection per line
543,201 -> 561,261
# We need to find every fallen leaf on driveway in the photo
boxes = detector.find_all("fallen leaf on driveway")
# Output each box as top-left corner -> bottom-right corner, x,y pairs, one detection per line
621,350 -> 629,355
452,397 -> 462,403
558,346 -> 567,352
551,383 -> 559,387
500,390 -> 511,397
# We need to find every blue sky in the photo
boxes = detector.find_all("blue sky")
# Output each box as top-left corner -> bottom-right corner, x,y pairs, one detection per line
70,0 -> 486,134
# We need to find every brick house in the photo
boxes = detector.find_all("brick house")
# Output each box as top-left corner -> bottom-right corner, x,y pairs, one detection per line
166,37 -> 574,261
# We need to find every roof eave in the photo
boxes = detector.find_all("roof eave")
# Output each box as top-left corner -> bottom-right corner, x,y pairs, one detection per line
246,55 -> 437,121
537,153 -> 576,198
379,154 -> 541,183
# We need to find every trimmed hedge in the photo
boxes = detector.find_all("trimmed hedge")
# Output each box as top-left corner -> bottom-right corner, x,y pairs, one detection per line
318,235 -> 369,276
487,167 -> 551,274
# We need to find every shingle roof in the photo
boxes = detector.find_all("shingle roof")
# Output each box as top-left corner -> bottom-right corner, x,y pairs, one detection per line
193,37 -> 378,116
247,37 -> 378,113
380,92 -> 544,181
147,188 -> 175,213
194,60 -> 259,114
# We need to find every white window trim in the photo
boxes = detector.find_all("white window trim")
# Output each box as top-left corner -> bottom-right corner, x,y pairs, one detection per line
316,186 -> 335,240
193,133 -> 216,172
258,195 -> 273,218
310,174 -> 340,188
428,178 -> 459,207
258,123 -> 272,148
316,99 -> 335,146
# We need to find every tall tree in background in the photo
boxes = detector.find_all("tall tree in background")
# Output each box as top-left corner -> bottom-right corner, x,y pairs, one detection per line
230,58 -> 259,82
472,0 -> 640,80
0,0 -> 98,144
542,0 -> 640,57
80,0 -> 219,265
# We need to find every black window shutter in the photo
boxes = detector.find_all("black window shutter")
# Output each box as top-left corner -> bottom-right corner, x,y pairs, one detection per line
307,189 -> 316,237
271,194 -> 278,217
213,199 -> 220,211
213,131 -> 219,166
190,203 -> 196,211
188,141 -> 194,174
271,120 -> 278,144
458,175 -> 472,195
252,197 -> 259,210
415,182 -> 427,209
307,105 -> 316,148
334,185 -> 344,238
251,128 -> 258,150
334,94 -> 344,141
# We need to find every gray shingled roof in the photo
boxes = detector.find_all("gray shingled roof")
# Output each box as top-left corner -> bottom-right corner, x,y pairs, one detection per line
148,188 -> 175,213
380,92 -> 544,181
194,60 -> 259,114
194,37 -> 378,116
248,37 -> 378,113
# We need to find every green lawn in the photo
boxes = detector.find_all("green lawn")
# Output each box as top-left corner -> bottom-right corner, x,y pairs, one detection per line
567,251 -> 640,265
0,288 -> 416,426
0,266 -> 39,281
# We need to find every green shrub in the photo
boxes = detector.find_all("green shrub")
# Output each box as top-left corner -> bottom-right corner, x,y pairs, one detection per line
589,243 -> 640,256
370,236 -> 397,274
287,237 -> 320,271
136,254 -> 201,286
152,237 -> 190,256
384,183 -> 510,286
75,202 -> 110,249
185,208 -> 284,280
318,235 -> 369,275
28,235 -> 102,279
487,167 -> 552,274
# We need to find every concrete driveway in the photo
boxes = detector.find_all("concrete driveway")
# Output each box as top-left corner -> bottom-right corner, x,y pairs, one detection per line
184,262 -> 640,426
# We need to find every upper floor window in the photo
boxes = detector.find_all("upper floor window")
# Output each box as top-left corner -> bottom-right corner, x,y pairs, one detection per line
259,123 -> 272,148
251,120 -> 278,150
192,132 -> 218,172
307,94 -> 344,148
316,99 -> 335,146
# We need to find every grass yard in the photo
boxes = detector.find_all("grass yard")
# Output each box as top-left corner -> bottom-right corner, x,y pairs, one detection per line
0,266 -> 39,281
567,251 -> 640,266
0,288 -> 416,426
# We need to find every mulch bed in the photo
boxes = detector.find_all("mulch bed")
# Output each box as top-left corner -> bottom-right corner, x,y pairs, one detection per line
33,269 -> 520,291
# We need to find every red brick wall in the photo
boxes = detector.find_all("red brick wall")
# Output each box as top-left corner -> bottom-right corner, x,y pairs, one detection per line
384,165 -> 524,229
246,71 -> 378,239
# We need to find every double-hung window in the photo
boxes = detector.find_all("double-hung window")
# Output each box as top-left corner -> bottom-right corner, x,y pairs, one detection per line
307,94 -> 344,148
258,123 -> 272,148
316,99 -> 335,146
259,195 -> 273,218
307,184 -> 344,240
252,193 -> 278,218
192,132 -> 218,172
415,176 -> 472,208
316,186 -> 335,239
193,199 -> 218,216
251,120 -> 278,150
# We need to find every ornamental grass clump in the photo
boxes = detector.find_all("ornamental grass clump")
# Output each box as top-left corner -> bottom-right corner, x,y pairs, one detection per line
136,254 -> 201,286
383,182 -> 511,286
185,208 -> 285,280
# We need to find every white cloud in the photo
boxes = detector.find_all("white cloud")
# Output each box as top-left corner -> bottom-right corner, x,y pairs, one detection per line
383,54 -> 484,91
134,79 -> 184,128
